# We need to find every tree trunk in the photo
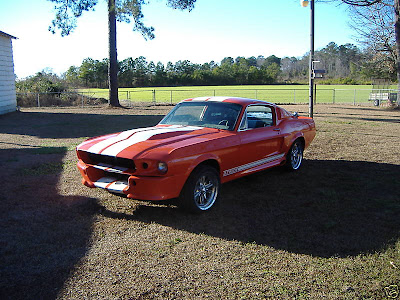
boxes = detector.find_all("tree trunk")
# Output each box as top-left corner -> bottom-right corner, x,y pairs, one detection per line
108,0 -> 121,107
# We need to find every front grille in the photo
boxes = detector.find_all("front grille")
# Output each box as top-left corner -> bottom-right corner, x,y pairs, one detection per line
79,150 -> 135,170
104,172 -> 131,182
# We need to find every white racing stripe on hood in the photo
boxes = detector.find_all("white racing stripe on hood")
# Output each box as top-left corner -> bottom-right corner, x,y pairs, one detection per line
87,127 -> 156,154
100,125 -> 202,156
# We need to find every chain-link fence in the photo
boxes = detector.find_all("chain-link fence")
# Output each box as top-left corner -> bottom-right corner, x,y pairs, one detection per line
17,87 -> 393,108
16,92 -> 108,108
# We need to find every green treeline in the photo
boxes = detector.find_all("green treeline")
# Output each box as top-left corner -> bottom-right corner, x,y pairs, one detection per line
16,41 -> 395,93
64,55 -> 282,88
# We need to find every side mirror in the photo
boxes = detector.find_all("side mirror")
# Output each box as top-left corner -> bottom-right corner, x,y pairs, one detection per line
292,112 -> 299,118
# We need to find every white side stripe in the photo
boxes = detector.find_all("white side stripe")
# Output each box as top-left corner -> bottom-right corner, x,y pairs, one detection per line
223,153 -> 285,176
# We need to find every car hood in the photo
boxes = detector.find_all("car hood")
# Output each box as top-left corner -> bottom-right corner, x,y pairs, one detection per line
77,125 -> 222,159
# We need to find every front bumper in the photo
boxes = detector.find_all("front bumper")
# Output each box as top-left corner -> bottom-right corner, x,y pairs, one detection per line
77,160 -> 186,201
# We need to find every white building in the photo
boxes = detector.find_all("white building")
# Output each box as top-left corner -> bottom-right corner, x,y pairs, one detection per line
0,31 -> 17,115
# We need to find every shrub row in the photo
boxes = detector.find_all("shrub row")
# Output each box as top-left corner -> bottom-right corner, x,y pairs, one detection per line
17,93 -> 108,107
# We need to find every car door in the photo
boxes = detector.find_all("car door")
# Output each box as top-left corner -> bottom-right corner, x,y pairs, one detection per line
237,105 -> 284,173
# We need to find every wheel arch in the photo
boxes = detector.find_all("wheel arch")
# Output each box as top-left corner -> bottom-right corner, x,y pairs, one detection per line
188,157 -> 221,178
296,136 -> 305,149
179,156 -> 221,193
284,133 -> 305,155
287,136 -> 305,156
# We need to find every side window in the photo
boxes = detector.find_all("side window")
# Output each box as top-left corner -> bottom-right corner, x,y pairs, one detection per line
245,105 -> 274,129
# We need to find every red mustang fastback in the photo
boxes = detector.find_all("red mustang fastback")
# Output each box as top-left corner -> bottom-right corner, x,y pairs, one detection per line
76,97 -> 316,213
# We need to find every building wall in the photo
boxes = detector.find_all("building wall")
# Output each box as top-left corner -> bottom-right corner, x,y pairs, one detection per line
0,34 -> 17,115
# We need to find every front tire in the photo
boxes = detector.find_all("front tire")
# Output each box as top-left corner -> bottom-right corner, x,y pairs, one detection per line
285,140 -> 304,171
179,165 -> 220,213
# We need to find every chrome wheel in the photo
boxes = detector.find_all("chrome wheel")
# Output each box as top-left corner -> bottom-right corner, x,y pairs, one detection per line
286,140 -> 303,171
194,174 -> 218,210
179,165 -> 220,213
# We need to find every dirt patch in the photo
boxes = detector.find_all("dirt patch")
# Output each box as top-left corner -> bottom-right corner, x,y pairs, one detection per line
0,104 -> 399,299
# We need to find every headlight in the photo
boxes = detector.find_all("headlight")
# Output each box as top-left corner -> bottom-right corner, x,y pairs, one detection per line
157,162 -> 168,174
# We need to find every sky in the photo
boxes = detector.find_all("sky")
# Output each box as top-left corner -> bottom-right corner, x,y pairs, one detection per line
0,0 -> 356,79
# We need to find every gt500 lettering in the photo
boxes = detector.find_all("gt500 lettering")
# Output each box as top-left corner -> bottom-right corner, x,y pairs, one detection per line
223,167 -> 240,176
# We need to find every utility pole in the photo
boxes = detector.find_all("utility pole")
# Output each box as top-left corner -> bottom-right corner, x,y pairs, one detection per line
301,0 -> 315,118
309,0 -> 315,118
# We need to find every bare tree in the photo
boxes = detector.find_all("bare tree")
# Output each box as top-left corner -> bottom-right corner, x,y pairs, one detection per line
337,0 -> 400,105
348,2 -> 397,78
350,1 -> 394,52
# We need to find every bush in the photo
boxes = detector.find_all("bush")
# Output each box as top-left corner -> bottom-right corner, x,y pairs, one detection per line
17,92 -> 108,107
16,72 -> 66,94
318,77 -> 371,85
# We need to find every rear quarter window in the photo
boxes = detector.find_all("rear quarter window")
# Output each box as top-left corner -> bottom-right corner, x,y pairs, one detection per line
245,105 -> 274,129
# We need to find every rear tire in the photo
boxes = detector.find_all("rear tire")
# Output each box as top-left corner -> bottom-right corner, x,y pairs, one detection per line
285,140 -> 304,171
179,165 -> 220,213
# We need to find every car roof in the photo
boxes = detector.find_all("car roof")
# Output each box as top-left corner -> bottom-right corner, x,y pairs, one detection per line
182,96 -> 276,107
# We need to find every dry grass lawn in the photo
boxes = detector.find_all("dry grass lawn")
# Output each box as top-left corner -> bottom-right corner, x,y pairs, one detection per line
0,104 -> 399,299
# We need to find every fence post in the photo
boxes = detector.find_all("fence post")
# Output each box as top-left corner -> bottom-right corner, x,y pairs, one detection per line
170,90 -> 173,104
313,84 -> 317,105
255,90 -> 258,99
213,90 -> 216,96
333,89 -> 335,104
81,93 -> 84,108
293,89 -> 296,104
37,93 -> 40,108
152,89 -> 156,104
353,89 -> 356,105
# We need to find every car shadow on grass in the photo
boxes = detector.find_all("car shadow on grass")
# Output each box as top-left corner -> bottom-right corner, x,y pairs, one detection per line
0,147 -> 99,300
101,159 -> 400,258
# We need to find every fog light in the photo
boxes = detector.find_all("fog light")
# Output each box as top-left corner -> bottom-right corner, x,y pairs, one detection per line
157,162 -> 168,174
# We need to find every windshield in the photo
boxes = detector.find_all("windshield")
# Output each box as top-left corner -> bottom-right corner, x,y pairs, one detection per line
159,101 -> 242,131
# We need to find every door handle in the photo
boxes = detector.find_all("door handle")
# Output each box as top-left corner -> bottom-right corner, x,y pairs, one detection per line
273,128 -> 281,131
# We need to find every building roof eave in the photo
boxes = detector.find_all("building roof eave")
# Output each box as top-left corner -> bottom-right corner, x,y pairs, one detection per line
0,30 -> 18,39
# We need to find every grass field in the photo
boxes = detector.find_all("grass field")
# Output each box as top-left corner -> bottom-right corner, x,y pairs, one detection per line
78,85 -> 385,105
1,104 -> 399,299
